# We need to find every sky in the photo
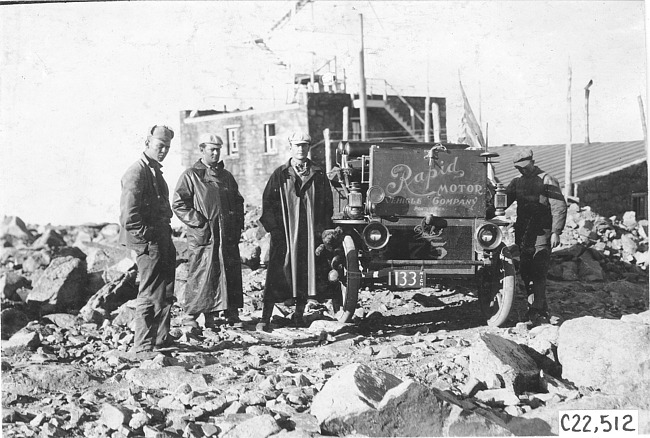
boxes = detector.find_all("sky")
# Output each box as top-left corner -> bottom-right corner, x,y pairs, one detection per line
0,1 -> 647,225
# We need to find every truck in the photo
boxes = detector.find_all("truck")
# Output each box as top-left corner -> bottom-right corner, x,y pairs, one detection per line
325,140 -> 515,327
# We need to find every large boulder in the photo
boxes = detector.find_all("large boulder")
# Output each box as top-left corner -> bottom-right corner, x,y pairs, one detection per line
80,242 -> 134,273
311,363 -> 514,437
1,327 -> 40,355
557,313 -> 650,394
1,363 -> 97,395
79,269 -> 138,323
102,257 -> 136,283
311,363 -> 401,428
31,228 -> 67,249
0,216 -> 34,243
124,366 -> 210,391
27,256 -> 87,311
468,333 -> 540,394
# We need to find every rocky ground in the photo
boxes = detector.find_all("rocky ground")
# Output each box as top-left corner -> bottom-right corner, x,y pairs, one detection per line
1,205 -> 649,437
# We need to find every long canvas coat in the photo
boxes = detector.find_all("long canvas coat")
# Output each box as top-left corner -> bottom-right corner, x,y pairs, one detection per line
260,159 -> 333,302
172,160 -> 244,315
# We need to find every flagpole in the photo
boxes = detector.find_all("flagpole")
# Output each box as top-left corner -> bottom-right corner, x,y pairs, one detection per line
479,80 -> 482,127
358,13 -> 368,141
564,61 -> 573,199
425,50 -> 431,142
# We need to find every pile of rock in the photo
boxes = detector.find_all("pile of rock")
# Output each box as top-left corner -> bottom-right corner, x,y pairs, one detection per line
506,203 -> 650,282
525,205 -> 648,283
308,310 -> 650,436
1,216 -> 137,339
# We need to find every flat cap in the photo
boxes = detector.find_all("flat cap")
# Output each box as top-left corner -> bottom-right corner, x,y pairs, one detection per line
288,132 -> 311,144
513,148 -> 534,165
149,125 -> 174,144
198,133 -> 223,147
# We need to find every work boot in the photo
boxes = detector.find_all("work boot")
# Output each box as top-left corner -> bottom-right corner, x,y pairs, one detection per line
291,302 -> 307,328
203,312 -> 219,329
154,333 -> 180,352
255,319 -> 272,333
225,308 -> 243,328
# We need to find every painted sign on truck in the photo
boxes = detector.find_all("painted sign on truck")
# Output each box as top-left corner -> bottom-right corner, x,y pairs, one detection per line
370,145 -> 487,218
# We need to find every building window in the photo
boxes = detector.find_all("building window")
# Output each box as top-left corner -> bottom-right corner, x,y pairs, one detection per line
264,123 -> 277,154
632,192 -> 647,220
226,127 -> 239,156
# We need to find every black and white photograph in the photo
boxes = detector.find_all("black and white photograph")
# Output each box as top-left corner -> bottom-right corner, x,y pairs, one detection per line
1,1 -> 648,437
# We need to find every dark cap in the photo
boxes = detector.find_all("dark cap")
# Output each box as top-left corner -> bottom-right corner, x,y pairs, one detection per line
148,125 -> 174,145
513,148 -> 534,166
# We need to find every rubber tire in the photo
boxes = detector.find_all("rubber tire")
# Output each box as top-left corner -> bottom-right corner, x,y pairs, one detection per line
337,235 -> 360,323
479,245 -> 516,327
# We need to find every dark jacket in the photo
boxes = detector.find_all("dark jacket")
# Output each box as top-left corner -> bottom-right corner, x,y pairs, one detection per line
172,160 -> 244,313
260,159 -> 333,301
119,153 -> 173,252
506,166 -> 567,247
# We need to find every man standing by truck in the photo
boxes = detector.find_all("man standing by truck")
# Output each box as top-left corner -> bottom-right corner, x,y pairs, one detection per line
506,149 -> 567,326
257,132 -> 333,331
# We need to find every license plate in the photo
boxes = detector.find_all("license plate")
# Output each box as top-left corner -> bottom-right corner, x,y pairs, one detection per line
388,270 -> 424,288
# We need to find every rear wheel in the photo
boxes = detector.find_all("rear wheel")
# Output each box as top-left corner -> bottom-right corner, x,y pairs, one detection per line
337,235 -> 360,323
479,245 -> 515,327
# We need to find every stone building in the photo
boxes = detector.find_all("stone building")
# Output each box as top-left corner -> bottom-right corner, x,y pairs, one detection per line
180,91 -> 447,205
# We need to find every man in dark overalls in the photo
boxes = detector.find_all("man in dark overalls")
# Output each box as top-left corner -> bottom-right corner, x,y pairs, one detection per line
119,125 -> 176,357
506,149 -> 567,326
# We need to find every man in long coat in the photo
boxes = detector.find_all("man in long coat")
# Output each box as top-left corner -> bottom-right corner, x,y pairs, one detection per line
119,125 -> 176,357
172,133 -> 244,328
257,132 -> 333,331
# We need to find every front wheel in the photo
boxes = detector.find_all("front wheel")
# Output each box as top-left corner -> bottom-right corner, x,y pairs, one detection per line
478,245 -> 515,327
336,235 -> 360,323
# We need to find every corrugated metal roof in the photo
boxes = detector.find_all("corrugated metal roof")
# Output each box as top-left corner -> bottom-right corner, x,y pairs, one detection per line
491,140 -> 647,186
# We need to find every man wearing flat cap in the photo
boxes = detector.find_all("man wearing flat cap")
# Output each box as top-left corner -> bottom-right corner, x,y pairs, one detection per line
505,148 -> 567,326
119,125 -> 177,357
258,131 -> 333,331
172,133 -> 245,330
